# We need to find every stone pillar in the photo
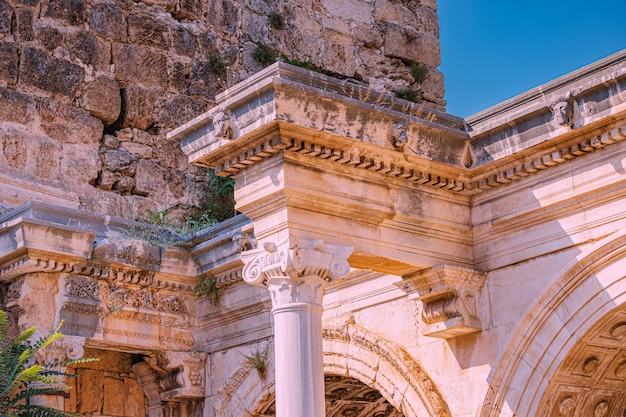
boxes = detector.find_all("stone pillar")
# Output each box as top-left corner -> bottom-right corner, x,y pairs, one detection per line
241,238 -> 353,417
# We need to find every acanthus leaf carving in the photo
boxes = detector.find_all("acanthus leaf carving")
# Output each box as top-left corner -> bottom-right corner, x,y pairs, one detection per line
399,265 -> 487,339
241,237 -> 353,307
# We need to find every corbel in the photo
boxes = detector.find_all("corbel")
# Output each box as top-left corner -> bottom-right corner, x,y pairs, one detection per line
399,265 -> 487,339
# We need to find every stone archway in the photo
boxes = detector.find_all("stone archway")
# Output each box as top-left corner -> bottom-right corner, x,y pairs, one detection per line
481,232 -> 626,417
323,322 -> 450,417
254,375 -> 404,417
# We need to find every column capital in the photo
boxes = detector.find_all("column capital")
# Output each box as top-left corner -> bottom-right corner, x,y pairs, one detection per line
241,237 -> 353,307
241,237 -> 353,286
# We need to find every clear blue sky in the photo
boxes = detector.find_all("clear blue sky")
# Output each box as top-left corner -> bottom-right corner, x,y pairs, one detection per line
438,1 -> 626,117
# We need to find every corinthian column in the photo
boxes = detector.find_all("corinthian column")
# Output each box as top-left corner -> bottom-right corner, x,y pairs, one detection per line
241,238 -> 353,417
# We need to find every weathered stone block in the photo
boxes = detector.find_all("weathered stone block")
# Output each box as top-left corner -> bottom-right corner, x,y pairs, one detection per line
128,12 -> 171,49
0,88 -> 34,123
77,369 -> 104,414
206,0 -> 238,33
116,127 -> 133,142
353,26 -> 382,49
95,170 -> 118,190
134,158 -> 165,196
102,147 -> 137,174
118,85 -> 160,130
322,0 -> 373,24
112,175 -> 135,194
14,0 -> 39,7
0,43 -> 19,85
67,30 -> 111,70
160,94 -> 207,129
1,131 -> 28,169
170,60 -> 188,92
37,97 -> 103,144
190,60 -> 223,100
383,23 -> 440,67
121,141 -> 152,158
374,0 -> 417,27
174,0 -> 204,20
152,134 -> 188,169
90,2 -> 127,42
15,8 -> 35,41
43,0 -> 86,25
131,128 -> 154,145
124,377 -> 145,417
102,134 -> 120,149
172,25 -> 196,57
112,43 -> 168,88
33,139 -> 62,181
81,75 -> 121,125
0,1 -> 12,34
20,47 -> 85,99
36,25 -> 64,51
61,143 -> 99,181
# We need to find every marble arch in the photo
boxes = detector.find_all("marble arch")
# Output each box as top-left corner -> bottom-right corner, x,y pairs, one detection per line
481,231 -> 626,417
322,322 -> 451,417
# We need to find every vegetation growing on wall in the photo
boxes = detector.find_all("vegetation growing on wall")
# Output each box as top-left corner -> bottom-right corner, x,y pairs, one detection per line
194,276 -> 219,305
243,345 -> 270,380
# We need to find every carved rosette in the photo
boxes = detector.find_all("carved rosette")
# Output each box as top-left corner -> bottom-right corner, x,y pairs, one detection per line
158,351 -> 208,401
399,265 -> 487,339
241,237 -> 353,308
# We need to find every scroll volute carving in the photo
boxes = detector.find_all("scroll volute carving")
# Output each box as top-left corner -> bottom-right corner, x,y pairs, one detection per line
155,351 -> 208,401
399,265 -> 487,339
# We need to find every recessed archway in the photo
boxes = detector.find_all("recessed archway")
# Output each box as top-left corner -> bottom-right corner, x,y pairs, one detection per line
254,375 -> 404,417
481,232 -> 626,417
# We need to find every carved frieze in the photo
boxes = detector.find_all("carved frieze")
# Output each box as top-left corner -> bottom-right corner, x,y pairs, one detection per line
92,238 -> 161,268
399,265 -> 487,339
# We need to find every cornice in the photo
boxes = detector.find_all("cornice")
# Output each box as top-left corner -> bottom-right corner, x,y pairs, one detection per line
170,56 -> 626,197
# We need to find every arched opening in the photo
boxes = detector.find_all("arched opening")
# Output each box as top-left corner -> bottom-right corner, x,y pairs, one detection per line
481,232 -> 626,417
536,304 -> 626,416
254,375 -> 404,417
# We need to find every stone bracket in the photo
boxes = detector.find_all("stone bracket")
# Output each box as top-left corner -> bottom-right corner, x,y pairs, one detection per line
157,351 -> 208,402
399,265 -> 487,339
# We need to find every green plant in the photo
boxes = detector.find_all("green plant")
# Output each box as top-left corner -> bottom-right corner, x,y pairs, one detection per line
279,54 -> 317,71
393,87 -> 422,103
200,170 -> 236,223
0,310 -> 99,417
410,62 -> 427,84
252,45 -> 278,67
194,276 -> 219,305
124,207 -> 220,248
206,54 -> 228,77
243,346 -> 269,379
268,12 -> 285,30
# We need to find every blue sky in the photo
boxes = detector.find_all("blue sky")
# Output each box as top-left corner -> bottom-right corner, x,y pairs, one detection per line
438,1 -> 626,117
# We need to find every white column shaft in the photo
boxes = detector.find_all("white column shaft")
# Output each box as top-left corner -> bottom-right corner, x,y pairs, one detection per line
273,302 -> 325,417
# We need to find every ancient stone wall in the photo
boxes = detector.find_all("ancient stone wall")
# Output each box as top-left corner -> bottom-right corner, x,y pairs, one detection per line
0,0 -> 443,220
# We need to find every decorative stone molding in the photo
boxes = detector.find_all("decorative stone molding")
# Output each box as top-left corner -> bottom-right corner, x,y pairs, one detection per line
213,108 -> 235,140
92,238 -> 161,268
158,351 -> 208,401
388,121 -> 409,150
322,322 -> 451,417
399,265 -> 487,339
34,335 -> 86,366
240,237 -> 353,307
